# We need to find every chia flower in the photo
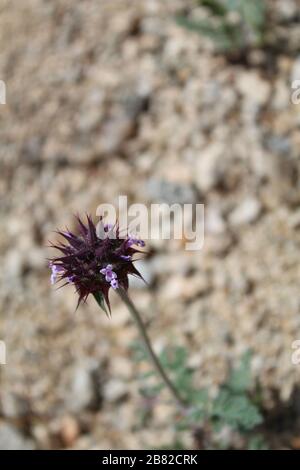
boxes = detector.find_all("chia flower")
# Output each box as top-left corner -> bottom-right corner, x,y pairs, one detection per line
48,215 -> 145,313
48,213 -> 186,409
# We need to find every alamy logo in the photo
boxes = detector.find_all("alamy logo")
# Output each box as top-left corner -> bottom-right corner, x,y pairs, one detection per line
0,340 -> 6,365
96,196 -> 205,251
291,340 -> 300,365
0,81 -> 6,105
291,80 -> 300,105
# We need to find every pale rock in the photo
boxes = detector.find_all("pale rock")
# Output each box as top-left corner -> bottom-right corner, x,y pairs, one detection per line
160,275 -> 210,302
31,424 -> 50,448
195,142 -> 225,193
278,0 -> 297,20
205,207 -> 226,235
110,356 -> 133,380
291,55 -> 300,85
266,134 -> 291,156
67,360 -> 98,412
5,250 -> 24,279
0,424 -> 35,450
0,393 -> 29,418
237,71 -> 271,106
152,403 -> 174,425
204,233 -> 233,255
77,108 -> 101,133
100,116 -> 135,155
145,178 -> 196,204
288,209 -> 300,229
59,415 -> 80,448
103,379 -> 128,403
229,198 -> 262,227
272,80 -> 290,111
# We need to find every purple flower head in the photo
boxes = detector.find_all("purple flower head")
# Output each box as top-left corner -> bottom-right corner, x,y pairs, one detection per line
48,215 -> 145,313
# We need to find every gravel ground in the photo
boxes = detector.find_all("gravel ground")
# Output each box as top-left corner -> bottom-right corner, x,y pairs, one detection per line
1,0 -> 300,449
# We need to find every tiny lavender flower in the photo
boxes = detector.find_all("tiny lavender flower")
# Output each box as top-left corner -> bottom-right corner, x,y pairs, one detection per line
49,215 -> 144,311
110,278 -> 119,290
120,254 -> 131,261
100,264 -> 119,289
126,236 -> 145,248
49,262 -> 64,285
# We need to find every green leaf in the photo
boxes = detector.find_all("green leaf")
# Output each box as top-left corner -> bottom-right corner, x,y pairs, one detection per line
212,389 -> 262,431
227,351 -> 252,393
223,0 -> 243,12
159,346 -> 188,370
200,0 -> 227,17
93,292 -> 109,316
178,0 -> 267,54
137,370 -> 156,380
139,383 -> 164,398
192,389 -> 210,408
130,340 -> 148,361
247,434 -> 269,450
176,16 -> 237,52
174,370 -> 194,398
241,0 -> 266,31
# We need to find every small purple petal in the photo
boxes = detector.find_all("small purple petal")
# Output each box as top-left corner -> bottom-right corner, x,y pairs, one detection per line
100,265 -> 117,283
110,278 -> 119,289
50,263 -> 65,284
120,254 -> 131,261
126,235 -> 145,248
100,264 -> 112,275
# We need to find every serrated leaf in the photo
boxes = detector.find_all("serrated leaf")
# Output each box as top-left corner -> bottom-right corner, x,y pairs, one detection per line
159,346 -> 188,371
176,16 -> 238,52
227,351 -> 252,393
212,389 -> 262,431
178,0 -> 267,54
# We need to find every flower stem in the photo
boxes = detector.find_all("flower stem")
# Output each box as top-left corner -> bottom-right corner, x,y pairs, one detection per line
117,288 -> 186,409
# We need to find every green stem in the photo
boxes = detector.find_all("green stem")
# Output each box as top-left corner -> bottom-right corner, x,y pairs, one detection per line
117,288 -> 186,409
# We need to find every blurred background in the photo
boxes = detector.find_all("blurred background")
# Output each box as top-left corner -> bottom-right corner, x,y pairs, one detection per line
1,0 -> 300,450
